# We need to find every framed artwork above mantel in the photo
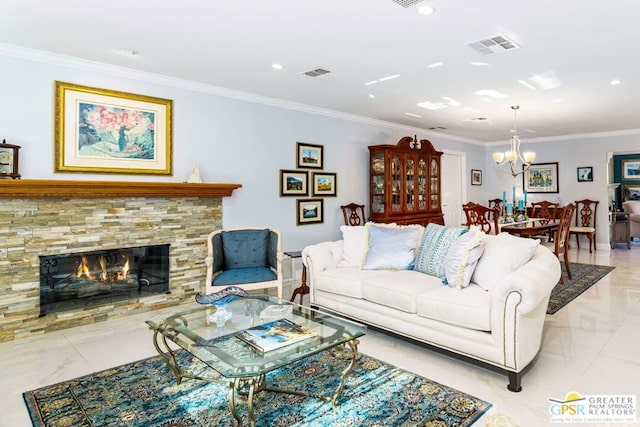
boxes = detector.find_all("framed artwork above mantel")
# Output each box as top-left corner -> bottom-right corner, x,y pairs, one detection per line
54,81 -> 173,175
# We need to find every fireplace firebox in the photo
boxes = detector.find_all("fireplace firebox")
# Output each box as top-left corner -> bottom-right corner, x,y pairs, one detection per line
39,244 -> 170,316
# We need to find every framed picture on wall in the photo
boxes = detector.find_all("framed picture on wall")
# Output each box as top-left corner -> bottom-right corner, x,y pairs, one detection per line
623,185 -> 640,201
523,162 -> 559,193
622,159 -> 640,180
471,169 -> 482,186
311,172 -> 337,196
296,199 -> 323,225
577,166 -> 593,182
296,142 -> 324,169
279,170 -> 308,196
54,81 -> 173,175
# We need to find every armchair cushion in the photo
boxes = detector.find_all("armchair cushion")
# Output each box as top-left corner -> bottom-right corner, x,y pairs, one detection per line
213,266 -> 277,286
221,229 -> 269,269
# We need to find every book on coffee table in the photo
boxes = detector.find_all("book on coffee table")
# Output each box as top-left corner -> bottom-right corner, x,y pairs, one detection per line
235,318 -> 317,353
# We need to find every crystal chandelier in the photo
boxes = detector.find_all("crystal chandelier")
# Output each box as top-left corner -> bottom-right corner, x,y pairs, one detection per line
492,105 -> 535,177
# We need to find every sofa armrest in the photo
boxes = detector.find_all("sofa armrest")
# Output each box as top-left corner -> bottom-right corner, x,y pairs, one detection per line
302,241 -> 343,296
490,245 -> 560,315
629,213 -> 640,223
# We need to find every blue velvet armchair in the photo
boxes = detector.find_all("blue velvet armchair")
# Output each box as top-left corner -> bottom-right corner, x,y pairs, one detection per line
205,227 -> 283,298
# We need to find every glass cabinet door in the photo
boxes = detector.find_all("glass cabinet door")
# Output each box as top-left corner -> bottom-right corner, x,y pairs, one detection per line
371,152 -> 385,214
418,157 -> 427,211
405,156 -> 415,212
391,154 -> 402,212
430,157 -> 440,210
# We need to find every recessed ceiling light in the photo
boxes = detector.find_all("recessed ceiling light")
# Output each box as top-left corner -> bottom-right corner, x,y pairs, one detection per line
417,101 -> 443,111
405,112 -> 423,118
364,80 -> 378,86
442,97 -> 460,106
417,5 -> 435,15
378,74 -> 401,82
368,93 -> 376,99
554,99 -> 563,103
271,63 -> 284,70
518,80 -> 536,90
470,62 -> 489,66
427,62 -> 443,68
113,48 -> 140,57
610,79 -> 622,86
474,89 -> 508,99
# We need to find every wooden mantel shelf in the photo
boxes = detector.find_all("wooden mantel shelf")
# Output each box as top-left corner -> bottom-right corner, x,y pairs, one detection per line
0,179 -> 242,199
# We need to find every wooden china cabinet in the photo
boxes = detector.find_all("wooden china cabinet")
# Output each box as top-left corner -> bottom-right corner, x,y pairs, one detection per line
368,135 -> 444,226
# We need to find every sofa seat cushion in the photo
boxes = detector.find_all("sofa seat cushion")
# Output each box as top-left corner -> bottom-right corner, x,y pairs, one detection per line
316,267 -> 383,299
213,267 -> 276,286
361,270 -> 443,313
416,284 -> 491,331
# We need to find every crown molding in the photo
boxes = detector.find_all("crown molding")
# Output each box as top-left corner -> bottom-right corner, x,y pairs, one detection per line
0,43 -> 477,145
486,127 -> 640,146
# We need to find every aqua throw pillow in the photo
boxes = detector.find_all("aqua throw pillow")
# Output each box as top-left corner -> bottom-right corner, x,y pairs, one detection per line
413,223 -> 468,281
362,225 -> 422,270
221,229 -> 269,269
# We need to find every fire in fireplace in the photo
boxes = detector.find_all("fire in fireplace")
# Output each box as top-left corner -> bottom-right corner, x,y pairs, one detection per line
39,244 -> 170,316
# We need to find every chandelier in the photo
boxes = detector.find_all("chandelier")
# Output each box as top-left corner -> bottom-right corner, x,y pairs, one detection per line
492,105 -> 535,177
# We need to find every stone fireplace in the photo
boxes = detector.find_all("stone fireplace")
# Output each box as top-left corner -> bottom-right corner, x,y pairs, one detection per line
0,179 -> 240,342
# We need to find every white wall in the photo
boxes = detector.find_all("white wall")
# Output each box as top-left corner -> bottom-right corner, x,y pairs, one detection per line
0,52 -> 482,251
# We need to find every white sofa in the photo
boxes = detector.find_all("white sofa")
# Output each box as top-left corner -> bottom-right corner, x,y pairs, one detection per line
302,224 -> 561,391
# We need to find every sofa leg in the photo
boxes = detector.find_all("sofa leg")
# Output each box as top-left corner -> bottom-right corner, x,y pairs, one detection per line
507,371 -> 522,392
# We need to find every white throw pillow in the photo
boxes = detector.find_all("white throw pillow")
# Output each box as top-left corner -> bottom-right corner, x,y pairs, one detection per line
444,227 -> 485,289
338,226 -> 369,267
362,224 -> 422,270
471,232 -> 540,292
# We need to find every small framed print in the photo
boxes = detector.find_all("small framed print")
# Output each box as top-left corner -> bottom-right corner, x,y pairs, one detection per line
296,142 -> 323,169
279,170 -> 308,197
624,185 -> 640,201
471,169 -> 482,186
577,166 -> 593,182
296,199 -> 323,225
622,159 -> 640,180
312,172 -> 337,196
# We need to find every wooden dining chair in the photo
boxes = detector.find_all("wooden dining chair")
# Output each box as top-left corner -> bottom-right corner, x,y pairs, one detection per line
340,203 -> 366,226
549,203 -> 576,284
488,198 -> 503,210
569,199 -> 598,253
530,200 -> 560,241
463,203 -> 500,234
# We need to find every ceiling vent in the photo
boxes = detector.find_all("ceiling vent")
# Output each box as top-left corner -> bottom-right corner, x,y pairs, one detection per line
303,67 -> 331,77
466,34 -> 520,55
391,0 -> 425,7
428,126 -> 447,131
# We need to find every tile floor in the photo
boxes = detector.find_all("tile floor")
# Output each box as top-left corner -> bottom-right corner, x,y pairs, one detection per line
1,244 -> 639,426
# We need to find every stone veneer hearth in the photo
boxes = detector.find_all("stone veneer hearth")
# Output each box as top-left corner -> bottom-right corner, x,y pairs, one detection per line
0,195 -> 225,342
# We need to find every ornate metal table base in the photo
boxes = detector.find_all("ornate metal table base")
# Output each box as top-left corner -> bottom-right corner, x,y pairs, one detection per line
151,327 -> 359,427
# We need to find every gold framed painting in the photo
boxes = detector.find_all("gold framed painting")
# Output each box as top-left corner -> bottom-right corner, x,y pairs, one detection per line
54,81 -> 173,175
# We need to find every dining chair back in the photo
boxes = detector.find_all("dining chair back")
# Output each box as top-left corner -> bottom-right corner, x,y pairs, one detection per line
530,201 -> 560,224
340,203 -> 366,226
553,203 -> 576,284
488,198 -> 503,210
569,199 -> 598,252
463,203 -> 500,234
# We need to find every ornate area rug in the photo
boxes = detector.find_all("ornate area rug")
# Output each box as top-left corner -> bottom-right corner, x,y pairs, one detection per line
24,350 -> 491,427
547,262 -> 615,314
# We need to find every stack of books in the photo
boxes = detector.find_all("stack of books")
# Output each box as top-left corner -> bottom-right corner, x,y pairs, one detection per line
235,318 -> 317,353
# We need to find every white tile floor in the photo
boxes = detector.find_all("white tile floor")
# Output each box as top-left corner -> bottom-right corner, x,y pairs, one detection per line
1,244 -> 639,426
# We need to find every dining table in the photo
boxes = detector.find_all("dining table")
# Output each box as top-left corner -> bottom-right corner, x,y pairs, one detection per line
499,218 -> 560,238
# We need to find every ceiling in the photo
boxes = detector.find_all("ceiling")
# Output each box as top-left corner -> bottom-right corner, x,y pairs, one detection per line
2,0 -> 640,144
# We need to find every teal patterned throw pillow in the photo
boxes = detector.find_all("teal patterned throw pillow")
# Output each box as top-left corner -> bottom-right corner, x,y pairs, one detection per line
413,223 -> 468,281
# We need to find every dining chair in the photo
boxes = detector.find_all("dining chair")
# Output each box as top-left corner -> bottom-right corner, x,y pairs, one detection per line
569,199 -> 598,253
340,203 -> 366,226
530,200 -> 560,241
488,198 -> 503,210
462,203 -> 500,234
548,203 -> 576,284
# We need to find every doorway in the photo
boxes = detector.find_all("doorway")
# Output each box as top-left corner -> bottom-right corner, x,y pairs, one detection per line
441,150 -> 466,227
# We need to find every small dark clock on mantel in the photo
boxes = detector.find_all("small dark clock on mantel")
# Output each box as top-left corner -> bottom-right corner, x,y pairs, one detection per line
0,139 -> 21,179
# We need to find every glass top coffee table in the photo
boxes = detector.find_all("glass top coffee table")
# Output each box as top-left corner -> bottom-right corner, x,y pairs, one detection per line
146,295 -> 366,427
